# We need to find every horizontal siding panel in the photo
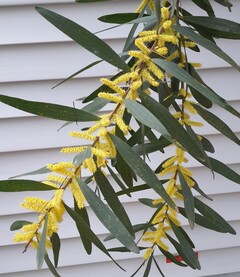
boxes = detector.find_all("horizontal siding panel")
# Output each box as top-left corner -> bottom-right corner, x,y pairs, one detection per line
1,0 -> 239,45
1,246 -> 240,277
1,67 -> 240,119
0,220 -> 239,274
1,39 -> 240,83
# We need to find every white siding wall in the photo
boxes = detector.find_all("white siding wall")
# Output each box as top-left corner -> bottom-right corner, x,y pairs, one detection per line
1,0 -> 240,276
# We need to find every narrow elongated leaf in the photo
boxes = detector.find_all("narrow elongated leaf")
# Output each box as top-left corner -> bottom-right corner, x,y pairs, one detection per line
52,60 -> 102,89
200,136 -> 215,153
74,201 -> 92,254
143,253 -> 153,277
214,0 -> 232,10
0,95 -> 99,122
133,140 -> 170,155
36,7 -> 129,72
9,166 -> 51,179
158,246 -> 187,267
50,233 -> 61,268
125,99 -> 171,141
98,13 -> 142,24
110,134 -> 177,210
169,221 -> 201,269
194,197 -> 236,234
117,184 -> 150,196
63,202 -> 125,270
139,91 -> 207,162
179,171 -> 195,229
94,169 -> 134,236
166,234 -> 197,269
78,179 -> 139,253
138,198 -> 163,209
153,59 -> 240,118
44,254 -> 61,277
191,178 -> 213,201
179,207 -> 230,233
0,180 -> 56,192
173,25 -> 240,71
10,221 -> 32,231
192,104 -> 240,146
81,98 -> 109,114
106,165 -> 129,193
73,147 -> 91,166
37,215 -> 48,269
206,157 -> 240,185
191,0 -> 215,16
184,16 -> 240,39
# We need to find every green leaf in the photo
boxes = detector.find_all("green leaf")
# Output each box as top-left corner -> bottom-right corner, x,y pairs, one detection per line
138,198 -> 164,209
110,134 -> 177,210
124,99 -> 172,142
192,104 -> 240,146
179,171 -> 195,229
168,221 -> 201,270
183,16 -> 240,39
166,234 -> 198,269
0,180 -> 56,192
130,261 -> 146,277
98,13 -> 143,24
143,252 -> 153,277
9,166 -> 51,179
44,253 -> 61,277
214,0 -> 232,11
73,147 -> 92,166
139,91 -> 207,162
0,95 -> 99,122
173,25 -> 240,71
191,178 -> 213,201
188,64 -> 213,109
63,202 -> 125,270
206,157 -> 240,185
179,206 -> 232,233
153,59 -> 240,118
50,233 -> 61,268
117,184 -> 150,196
106,165 -> 129,194
52,60 -> 102,89
94,169 -> 134,237
36,7 -> 130,72
107,246 -> 147,252
133,140 -> 170,155
194,197 -> 236,234
78,179 -> 139,253
10,221 -> 32,231
152,257 -> 165,277
158,246 -> 187,267
81,98 -> 109,114
37,215 -> 48,269
74,200 -> 92,255
200,136 -> 215,153
191,0 -> 215,16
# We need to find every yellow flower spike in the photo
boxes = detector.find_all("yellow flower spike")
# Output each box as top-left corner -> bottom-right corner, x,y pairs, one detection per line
152,198 -> 164,205
167,213 -> 181,226
139,30 -> 157,37
69,131 -> 96,141
159,35 -> 179,44
162,156 -> 178,168
61,146 -> 87,154
161,7 -> 169,20
159,165 -> 177,176
175,191 -> 184,200
13,232 -> 35,243
21,197 -> 48,213
143,248 -> 153,260
85,122 -> 102,135
179,165 -> 193,177
128,50 -> 150,63
50,189 -> 64,208
141,69 -> 159,87
135,38 -> 151,55
183,119 -> 204,127
135,0 -> 149,13
166,181 -> 177,196
114,116 -> 130,135
182,174 -> 195,187
100,78 -> 126,97
85,157 -> 97,173
98,92 -> 122,104
167,50 -> 180,61
158,239 -> 169,251
105,134 -> 116,158
176,147 -> 185,163
53,202 -> 65,222
100,117 -> 111,127
47,212 -> 59,235
146,61 -> 164,80
91,147 -> 109,158
22,223 -> 39,233
183,101 -> 197,114
178,88 -> 187,97
112,71 -> 138,85
47,175 -> 67,185
163,20 -> 172,30
190,62 -> 202,68
155,46 -> 168,56
98,127 -> 108,137
69,178 -> 85,209
184,41 -> 197,48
